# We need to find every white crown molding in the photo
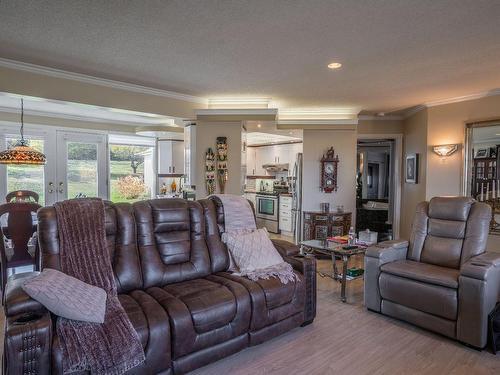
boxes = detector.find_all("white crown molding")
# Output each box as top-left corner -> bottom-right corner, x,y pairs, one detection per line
401,89 -> 500,119
0,58 -> 208,104
424,88 -> 500,108
278,119 -> 358,125
401,105 -> 426,119
358,115 -> 403,121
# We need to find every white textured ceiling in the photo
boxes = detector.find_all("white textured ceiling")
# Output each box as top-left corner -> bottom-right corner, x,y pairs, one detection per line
1,1 -> 500,113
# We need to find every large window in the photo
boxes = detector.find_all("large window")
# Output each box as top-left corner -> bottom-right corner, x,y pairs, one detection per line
6,137 -> 45,204
109,135 -> 155,203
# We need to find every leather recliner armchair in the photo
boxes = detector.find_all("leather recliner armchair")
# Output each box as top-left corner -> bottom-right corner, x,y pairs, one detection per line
365,196 -> 500,348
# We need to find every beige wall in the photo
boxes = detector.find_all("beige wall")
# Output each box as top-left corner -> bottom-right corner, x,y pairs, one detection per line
426,95 -> 500,198
398,94 -> 500,238
195,121 -> 243,199
0,111 -> 139,133
358,119 -> 404,134
0,65 -> 204,119
302,129 -> 357,219
401,109 -> 428,239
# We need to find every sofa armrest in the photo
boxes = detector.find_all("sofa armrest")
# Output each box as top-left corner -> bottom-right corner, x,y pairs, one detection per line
5,311 -> 53,375
4,272 -> 47,318
271,239 -> 300,257
364,240 -> 409,312
280,249 -> 317,325
365,240 -> 409,260
460,252 -> 500,281
457,252 -> 500,348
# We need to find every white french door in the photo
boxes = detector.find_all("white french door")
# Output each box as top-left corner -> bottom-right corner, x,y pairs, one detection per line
53,131 -> 107,203
0,125 -> 108,205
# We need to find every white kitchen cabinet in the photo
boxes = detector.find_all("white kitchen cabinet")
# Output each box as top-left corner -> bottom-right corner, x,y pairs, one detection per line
247,147 -> 257,175
254,147 -> 268,175
279,195 -> 293,233
252,143 -> 303,176
158,140 -> 184,175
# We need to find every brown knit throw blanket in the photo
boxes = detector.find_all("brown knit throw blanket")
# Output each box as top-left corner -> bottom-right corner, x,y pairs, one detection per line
54,198 -> 145,375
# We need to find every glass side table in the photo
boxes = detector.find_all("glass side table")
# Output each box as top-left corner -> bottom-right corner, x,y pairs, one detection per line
300,239 -> 368,303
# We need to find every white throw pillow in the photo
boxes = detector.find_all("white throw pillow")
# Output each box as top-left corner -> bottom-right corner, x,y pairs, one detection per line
222,228 -> 284,273
22,268 -> 107,323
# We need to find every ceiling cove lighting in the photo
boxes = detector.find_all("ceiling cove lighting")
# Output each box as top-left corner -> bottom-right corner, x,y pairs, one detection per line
278,107 -> 358,121
0,99 -> 47,165
328,62 -> 342,69
208,97 -> 272,109
432,144 -> 459,157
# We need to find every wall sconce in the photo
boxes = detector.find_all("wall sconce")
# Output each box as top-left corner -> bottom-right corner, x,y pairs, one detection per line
432,144 -> 459,157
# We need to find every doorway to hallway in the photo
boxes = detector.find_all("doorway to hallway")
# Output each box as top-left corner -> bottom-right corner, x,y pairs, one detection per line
356,136 -> 402,241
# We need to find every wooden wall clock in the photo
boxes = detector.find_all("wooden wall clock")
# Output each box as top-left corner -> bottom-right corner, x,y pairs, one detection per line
320,147 -> 339,193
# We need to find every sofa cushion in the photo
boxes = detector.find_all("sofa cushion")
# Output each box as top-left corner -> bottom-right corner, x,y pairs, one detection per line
218,271 -> 305,331
133,199 -> 211,288
162,278 -> 237,333
379,273 -> 457,320
380,260 -> 459,288
52,290 -> 171,375
147,275 -> 251,359
22,268 -> 107,323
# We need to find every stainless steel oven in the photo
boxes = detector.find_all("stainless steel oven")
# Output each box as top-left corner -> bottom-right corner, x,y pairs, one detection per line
256,193 -> 279,233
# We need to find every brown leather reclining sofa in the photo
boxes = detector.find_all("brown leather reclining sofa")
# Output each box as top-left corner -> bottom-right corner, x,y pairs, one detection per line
3,197 -> 316,374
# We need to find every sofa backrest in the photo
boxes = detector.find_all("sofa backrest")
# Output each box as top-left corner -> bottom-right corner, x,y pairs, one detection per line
133,199 -> 211,288
407,196 -> 491,269
37,201 -> 143,294
198,198 -> 230,273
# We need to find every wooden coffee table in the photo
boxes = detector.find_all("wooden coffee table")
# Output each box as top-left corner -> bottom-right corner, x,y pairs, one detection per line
299,239 -> 368,303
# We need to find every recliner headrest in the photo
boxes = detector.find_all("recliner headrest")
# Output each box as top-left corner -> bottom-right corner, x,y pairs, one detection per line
428,196 -> 474,222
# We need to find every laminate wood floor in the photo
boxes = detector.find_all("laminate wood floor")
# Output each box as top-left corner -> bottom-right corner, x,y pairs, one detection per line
1,258 -> 499,374
191,257 -> 500,375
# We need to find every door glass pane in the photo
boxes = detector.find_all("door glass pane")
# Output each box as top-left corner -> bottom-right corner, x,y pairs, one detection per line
67,142 -> 98,199
109,143 -> 154,202
6,138 -> 45,205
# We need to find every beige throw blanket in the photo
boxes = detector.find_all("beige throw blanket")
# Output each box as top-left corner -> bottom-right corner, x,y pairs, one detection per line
213,194 -> 297,284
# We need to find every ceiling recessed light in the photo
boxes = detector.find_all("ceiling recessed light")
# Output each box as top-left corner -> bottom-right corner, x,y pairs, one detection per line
328,62 -> 342,70
257,123 -> 262,128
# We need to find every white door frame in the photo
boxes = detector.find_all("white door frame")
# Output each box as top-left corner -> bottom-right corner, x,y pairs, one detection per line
357,133 -> 403,240
56,130 -> 108,201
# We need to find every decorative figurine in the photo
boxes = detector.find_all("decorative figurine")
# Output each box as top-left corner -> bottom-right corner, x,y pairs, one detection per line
216,137 -> 228,194
205,148 -> 216,195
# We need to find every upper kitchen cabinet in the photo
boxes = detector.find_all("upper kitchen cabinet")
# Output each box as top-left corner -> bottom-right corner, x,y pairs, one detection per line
158,139 -> 184,176
247,147 -> 257,175
248,143 -> 303,176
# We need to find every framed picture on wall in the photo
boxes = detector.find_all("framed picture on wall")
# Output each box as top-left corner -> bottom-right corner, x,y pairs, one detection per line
405,153 -> 419,184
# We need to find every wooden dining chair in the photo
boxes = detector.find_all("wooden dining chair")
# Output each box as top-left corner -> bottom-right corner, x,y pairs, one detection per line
6,190 -> 40,203
0,202 -> 41,297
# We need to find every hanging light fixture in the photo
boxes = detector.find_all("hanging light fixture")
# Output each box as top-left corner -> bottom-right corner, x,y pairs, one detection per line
0,98 -> 46,165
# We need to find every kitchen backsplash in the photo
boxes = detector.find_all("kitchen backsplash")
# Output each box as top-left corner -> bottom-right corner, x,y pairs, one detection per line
246,178 -> 275,192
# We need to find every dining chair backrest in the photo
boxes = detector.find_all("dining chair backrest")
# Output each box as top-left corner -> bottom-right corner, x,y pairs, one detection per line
0,202 -> 41,265
6,190 -> 40,203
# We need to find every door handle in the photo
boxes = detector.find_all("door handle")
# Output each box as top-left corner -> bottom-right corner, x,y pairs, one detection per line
48,182 -> 54,193
58,182 -> 64,194
173,166 -> 175,173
